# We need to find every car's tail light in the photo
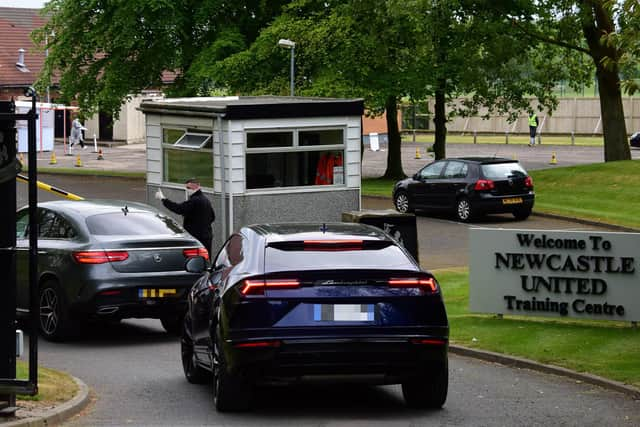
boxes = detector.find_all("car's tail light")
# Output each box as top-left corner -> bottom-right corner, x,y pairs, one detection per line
524,176 -> 533,188
474,179 -> 495,191
233,340 -> 281,349
99,290 -> 122,296
410,338 -> 447,345
303,240 -> 363,251
388,277 -> 438,293
73,251 -> 129,264
183,247 -> 209,260
240,279 -> 301,296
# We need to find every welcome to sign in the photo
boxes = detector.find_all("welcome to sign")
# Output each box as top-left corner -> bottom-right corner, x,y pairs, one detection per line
469,229 -> 639,322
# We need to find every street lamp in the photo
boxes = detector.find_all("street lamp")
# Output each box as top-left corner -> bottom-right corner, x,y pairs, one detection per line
278,39 -> 295,96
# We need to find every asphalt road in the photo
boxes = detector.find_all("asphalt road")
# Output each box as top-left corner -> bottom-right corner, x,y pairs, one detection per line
15,175 -> 640,426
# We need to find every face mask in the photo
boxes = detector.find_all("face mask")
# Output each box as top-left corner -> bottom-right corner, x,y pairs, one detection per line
185,188 -> 196,199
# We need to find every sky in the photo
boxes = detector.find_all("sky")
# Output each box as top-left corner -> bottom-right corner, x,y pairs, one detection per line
2,0 -> 47,8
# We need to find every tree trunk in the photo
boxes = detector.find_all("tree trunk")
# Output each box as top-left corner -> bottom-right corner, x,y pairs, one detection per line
382,96 -> 405,179
580,1 -> 631,162
433,79 -> 447,160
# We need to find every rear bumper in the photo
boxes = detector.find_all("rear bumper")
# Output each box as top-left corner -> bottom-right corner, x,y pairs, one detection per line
224,335 -> 448,384
473,193 -> 535,214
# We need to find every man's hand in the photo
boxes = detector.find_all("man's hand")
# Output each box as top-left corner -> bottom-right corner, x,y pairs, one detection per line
154,189 -> 165,201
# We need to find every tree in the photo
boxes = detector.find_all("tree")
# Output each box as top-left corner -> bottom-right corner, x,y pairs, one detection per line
33,0 -> 289,118
510,0 -> 634,161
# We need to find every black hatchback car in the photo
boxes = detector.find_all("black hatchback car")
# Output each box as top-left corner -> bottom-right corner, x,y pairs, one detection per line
393,157 -> 535,221
16,200 -> 207,341
181,223 -> 449,412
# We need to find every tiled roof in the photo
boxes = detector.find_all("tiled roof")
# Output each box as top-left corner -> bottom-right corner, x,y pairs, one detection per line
0,7 -> 49,87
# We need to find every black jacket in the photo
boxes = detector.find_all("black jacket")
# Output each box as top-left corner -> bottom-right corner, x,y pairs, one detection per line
162,190 -> 215,251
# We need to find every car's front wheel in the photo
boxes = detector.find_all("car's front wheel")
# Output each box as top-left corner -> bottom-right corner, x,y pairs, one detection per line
213,328 -> 251,412
513,206 -> 532,221
455,197 -> 474,222
394,191 -> 413,213
181,314 -> 210,384
402,361 -> 448,409
39,280 -> 78,341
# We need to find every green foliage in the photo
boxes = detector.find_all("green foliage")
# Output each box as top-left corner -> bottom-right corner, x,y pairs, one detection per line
33,0 -> 289,117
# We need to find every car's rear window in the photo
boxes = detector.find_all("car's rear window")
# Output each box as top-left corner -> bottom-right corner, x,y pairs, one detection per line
86,212 -> 184,235
265,244 -> 415,272
481,162 -> 527,179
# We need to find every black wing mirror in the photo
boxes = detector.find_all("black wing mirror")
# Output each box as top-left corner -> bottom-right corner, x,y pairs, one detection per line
185,256 -> 208,273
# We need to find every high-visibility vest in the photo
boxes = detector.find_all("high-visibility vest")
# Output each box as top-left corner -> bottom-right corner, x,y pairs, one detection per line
528,114 -> 538,127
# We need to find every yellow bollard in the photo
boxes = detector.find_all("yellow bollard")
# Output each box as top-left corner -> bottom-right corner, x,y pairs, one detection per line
75,155 -> 83,167
49,152 -> 57,165
414,146 -> 422,159
550,151 -> 558,165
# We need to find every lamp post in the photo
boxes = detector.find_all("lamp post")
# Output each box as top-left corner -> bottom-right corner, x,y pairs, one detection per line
278,39 -> 295,96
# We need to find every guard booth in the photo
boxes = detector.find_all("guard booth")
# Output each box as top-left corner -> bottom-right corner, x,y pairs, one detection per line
140,96 -> 365,252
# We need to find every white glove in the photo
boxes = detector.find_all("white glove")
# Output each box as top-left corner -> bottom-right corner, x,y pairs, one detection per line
154,189 -> 165,200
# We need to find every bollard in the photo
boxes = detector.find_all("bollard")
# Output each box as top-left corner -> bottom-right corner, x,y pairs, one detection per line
550,151 -> 558,165
49,152 -> 57,165
414,146 -> 422,159
93,133 -> 98,153
75,155 -> 83,167
473,130 -> 477,144
537,134 -> 542,145
505,131 -> 509,144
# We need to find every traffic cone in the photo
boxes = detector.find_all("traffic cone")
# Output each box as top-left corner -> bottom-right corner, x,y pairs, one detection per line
49,152 -> 57,165
75,155 -> 83,167
414,146 -> 422,159
97,149 -> 104,160
550,151 -> 558,165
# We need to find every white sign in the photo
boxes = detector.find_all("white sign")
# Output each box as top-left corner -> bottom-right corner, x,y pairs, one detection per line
369,132 -> 379,151
469,229 -> 640,321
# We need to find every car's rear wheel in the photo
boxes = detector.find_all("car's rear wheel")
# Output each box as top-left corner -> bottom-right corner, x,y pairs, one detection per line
512,206 -> 532,221
161,313 -> 184,336
181,314 -> 210,384
455,197 -> 474,222
213,328 -> 251,412
402,361 -> 448,409
39,280 -> 78,341
394,191 -> 413,213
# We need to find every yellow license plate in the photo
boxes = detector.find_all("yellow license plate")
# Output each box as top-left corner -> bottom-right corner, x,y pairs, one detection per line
502,197 -> 523,205
138,289 -> 177,298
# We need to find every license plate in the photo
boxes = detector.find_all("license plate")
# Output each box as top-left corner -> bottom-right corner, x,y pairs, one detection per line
313,304 -> 374,322
138,289 -> 177,298
502,197 -> 523,205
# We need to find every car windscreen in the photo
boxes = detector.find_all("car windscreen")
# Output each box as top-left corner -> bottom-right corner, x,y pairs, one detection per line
265,244 -> 415,272
481,162 -> 527,179
86,212 -> 184,235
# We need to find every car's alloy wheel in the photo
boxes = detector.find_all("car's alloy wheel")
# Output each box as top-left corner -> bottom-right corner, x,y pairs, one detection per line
394,191 -> 412,213
456,197 -> 473,222
181,315 -> 210,384
402,361 -> 448,409
213,328 -> 251,412
39,280 -> 77,341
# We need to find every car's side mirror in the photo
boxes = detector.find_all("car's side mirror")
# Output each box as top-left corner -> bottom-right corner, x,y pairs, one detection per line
413,173 -> 420,180
185,256 -> 208,273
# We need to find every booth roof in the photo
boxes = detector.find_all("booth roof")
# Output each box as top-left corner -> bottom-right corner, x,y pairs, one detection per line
138,96 -> 365,120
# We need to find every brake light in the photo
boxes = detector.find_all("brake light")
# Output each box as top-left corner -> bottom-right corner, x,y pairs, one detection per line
524,176 -> 533,188
410,338 -> 447,345
240,279 -> 301,296
388,277 -> 438,293
183,247 -> 209,260
99,290 -> 122,296
233,340 -> 281,348
73,251 -> 129,264
303,240 -> 363,251
474,179 -> 495,191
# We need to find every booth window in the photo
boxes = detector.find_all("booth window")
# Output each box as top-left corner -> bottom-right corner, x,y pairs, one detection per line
246,129 -> 344,189
162,127 -> 213,186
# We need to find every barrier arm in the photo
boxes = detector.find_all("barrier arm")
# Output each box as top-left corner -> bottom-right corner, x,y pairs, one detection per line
16,174 -> 84,200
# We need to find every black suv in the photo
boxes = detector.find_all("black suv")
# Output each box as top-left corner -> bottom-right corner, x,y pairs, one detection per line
393,157 -> 535,221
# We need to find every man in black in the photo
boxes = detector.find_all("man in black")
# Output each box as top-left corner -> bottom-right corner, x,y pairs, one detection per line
155,178 -> 215,255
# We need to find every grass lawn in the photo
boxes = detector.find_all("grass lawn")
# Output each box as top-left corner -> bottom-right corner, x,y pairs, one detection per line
362,160 -> 640,230
437,268 -> 640,388
16,361 -> 78,403
402,133 -> 605,146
